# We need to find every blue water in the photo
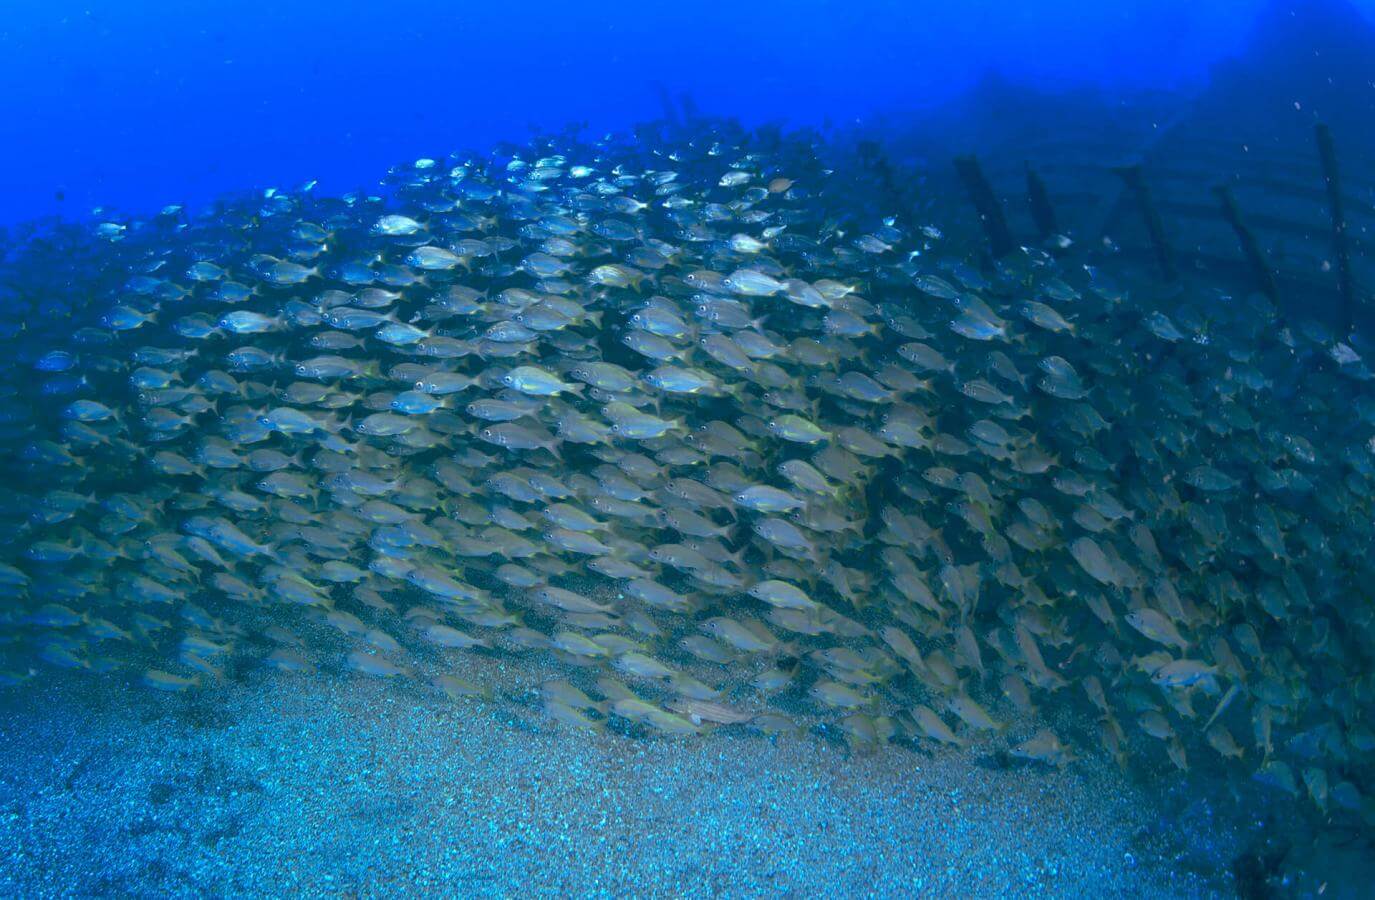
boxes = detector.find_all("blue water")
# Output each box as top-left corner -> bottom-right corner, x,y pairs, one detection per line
0,0 -> 1350,227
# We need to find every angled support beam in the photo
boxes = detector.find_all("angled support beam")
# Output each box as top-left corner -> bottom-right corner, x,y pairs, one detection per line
1113,164 -> 1176,281
1315,123 -> 1356,336
954,154 -> 1014,258
1213,184 -> 1278,302
1025,164 -> 1058,241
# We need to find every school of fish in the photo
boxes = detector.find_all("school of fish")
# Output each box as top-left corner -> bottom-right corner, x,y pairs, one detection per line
0,120 -> 1372,829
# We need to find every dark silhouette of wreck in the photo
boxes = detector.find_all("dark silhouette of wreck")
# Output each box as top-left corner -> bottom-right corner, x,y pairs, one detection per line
879,0 -> 1375,335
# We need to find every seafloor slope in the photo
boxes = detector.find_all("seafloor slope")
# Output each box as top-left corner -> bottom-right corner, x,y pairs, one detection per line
0,669 -> 1249,898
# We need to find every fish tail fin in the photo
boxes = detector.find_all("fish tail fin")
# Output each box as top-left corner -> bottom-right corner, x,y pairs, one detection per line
724,541 -> 750,571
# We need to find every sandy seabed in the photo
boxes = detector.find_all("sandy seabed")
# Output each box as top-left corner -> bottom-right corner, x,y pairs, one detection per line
0,662 -> 1288,898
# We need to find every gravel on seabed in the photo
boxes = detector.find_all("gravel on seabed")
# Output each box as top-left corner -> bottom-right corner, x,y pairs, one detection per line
0,670 -> 1243,897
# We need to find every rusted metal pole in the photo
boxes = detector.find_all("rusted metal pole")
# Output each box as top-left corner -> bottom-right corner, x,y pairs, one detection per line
1025,164 -> 1057,240
1315,123 -> 1355,335
1213,184 -> 1278,302
679,92 -> 699,125
1113,164 -> 1176,281
652,82 -> 680,130
954,154 -> 1014,258
858,140 -> 908,222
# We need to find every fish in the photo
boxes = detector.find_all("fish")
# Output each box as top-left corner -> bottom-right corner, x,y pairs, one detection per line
947,692 -> 1004,732
1125,609 -> 1189,651
910,705 -> 968,748
0,116 -> 1367,836
665,697 -> 754,726
1010,729 -> 1076,766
